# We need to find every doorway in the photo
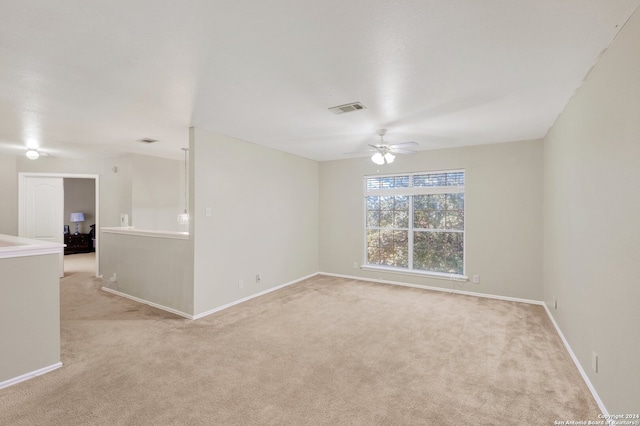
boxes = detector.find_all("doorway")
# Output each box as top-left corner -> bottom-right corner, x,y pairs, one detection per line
19,173 -> 100,277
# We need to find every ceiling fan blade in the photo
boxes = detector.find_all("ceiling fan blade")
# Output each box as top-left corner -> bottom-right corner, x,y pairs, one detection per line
388,141 -> 418,148
343,150 -> 376,157
344,143 -> 384,156
391,148 -> 417,155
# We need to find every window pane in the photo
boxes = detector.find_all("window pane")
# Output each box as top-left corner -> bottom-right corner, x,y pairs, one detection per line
428,232 -> 446,253
414,210 -> 428,229
413,172 -> 464,187
444,193 -> 464,230
444,232 -> 463,254
394,176 -> 410,188
365,175 -> 411,190
394,196 -> 409,228
394,210 -> 409,228
414,195 -> 427,210
444,211 -> 463,229
366,196 -> 379,210
394,195 -> 409,210
380,195 -> 394,210
379,210 -> 393,227
447,172 -> 465,186
394,243 -> 409,268
414,231 -> 444,271
445,252 -> 464,275
415,195 -> 443,229
365,178 -> 380,190
376,229 -> 408,268
380,177 -> 394,189
427,210 -> 445,229
367,247 -> 381,264
367,210 -> 380,227
413,231 -> 463,274
413,231 -> 428,269
446,193 -> 464,210
443,232 -> 464,274
367,230 -> 380,247
379,229 -> 396,250
427,194 -> 445,210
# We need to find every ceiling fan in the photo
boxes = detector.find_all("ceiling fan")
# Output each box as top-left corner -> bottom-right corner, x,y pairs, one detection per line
347,129 -> 418,165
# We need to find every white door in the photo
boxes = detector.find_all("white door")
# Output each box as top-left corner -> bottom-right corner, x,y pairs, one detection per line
20,176 -> 64,277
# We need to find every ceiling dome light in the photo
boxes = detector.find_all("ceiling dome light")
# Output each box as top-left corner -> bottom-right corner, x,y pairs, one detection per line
371,152 -> 385,165
26,149 -> 40,160
384,152 -> 395,164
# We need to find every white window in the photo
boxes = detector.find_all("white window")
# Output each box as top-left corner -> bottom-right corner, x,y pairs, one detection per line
364,170 -> 465,276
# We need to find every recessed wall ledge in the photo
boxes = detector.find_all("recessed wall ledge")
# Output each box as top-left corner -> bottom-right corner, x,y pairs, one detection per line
100,227 -> 189,240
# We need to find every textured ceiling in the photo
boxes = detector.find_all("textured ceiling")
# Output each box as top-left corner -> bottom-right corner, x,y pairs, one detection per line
0,1 -> 638,161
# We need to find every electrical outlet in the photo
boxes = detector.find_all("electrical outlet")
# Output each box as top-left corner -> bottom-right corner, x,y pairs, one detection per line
592,352 -> 598,373
256,274 -> 261,284
238,280 -> 244,289
353,262 -> 358,269
472,275 -> 480,284
205,207 -> 212,217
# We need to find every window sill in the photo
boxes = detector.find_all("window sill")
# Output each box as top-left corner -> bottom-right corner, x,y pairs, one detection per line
360,265 -> 468,282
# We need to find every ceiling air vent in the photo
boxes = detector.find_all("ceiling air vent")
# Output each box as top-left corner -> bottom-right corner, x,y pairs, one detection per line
136,138 -> 158,144
328,102 -> 367,114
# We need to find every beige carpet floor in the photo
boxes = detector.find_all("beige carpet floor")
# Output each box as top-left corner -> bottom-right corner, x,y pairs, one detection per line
0,253 -> 601,425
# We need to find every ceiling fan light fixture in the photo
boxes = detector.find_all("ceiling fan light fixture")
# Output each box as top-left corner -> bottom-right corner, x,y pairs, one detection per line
26,149 -> 40,160
371,152 -> 385,165
177,211 -> 190,225
177,147 -> 190,226
384,152 -> 395,163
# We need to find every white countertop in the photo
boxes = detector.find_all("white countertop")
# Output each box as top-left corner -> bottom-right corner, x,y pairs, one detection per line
0,234 -> 64,259
101,227 -> 189,240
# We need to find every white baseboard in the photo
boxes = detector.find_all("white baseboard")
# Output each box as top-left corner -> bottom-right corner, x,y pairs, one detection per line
0,362 -> 63,390
100,287 -> 194,320
542,304 -> 609,418
319,272 -> 544,305
101,273 -> 319,321
192,272 -> 319,320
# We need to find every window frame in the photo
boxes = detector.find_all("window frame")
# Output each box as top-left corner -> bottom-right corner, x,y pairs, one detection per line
362,169 -> 467,281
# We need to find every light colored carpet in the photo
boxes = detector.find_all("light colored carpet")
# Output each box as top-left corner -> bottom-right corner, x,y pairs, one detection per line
0,254 -> 601,425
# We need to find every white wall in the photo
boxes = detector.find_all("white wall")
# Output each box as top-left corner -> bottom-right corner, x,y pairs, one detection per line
543,9 -> 640,413
320,140 -> 544,301
64,178 -> 96,234
0,252 -> 60,383
130,154 -> 183,231
105,156 -> 133,230
0,155 -> 18,236
14,155 -> 131,230
100,231 -> 194,316
11,155 -> 131,270
0,153 -> 182,275
191,128 -> 319,315
11,153 -> 181,233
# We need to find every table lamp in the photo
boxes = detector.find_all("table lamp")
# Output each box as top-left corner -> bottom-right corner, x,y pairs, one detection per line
70,212 -> 85,235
